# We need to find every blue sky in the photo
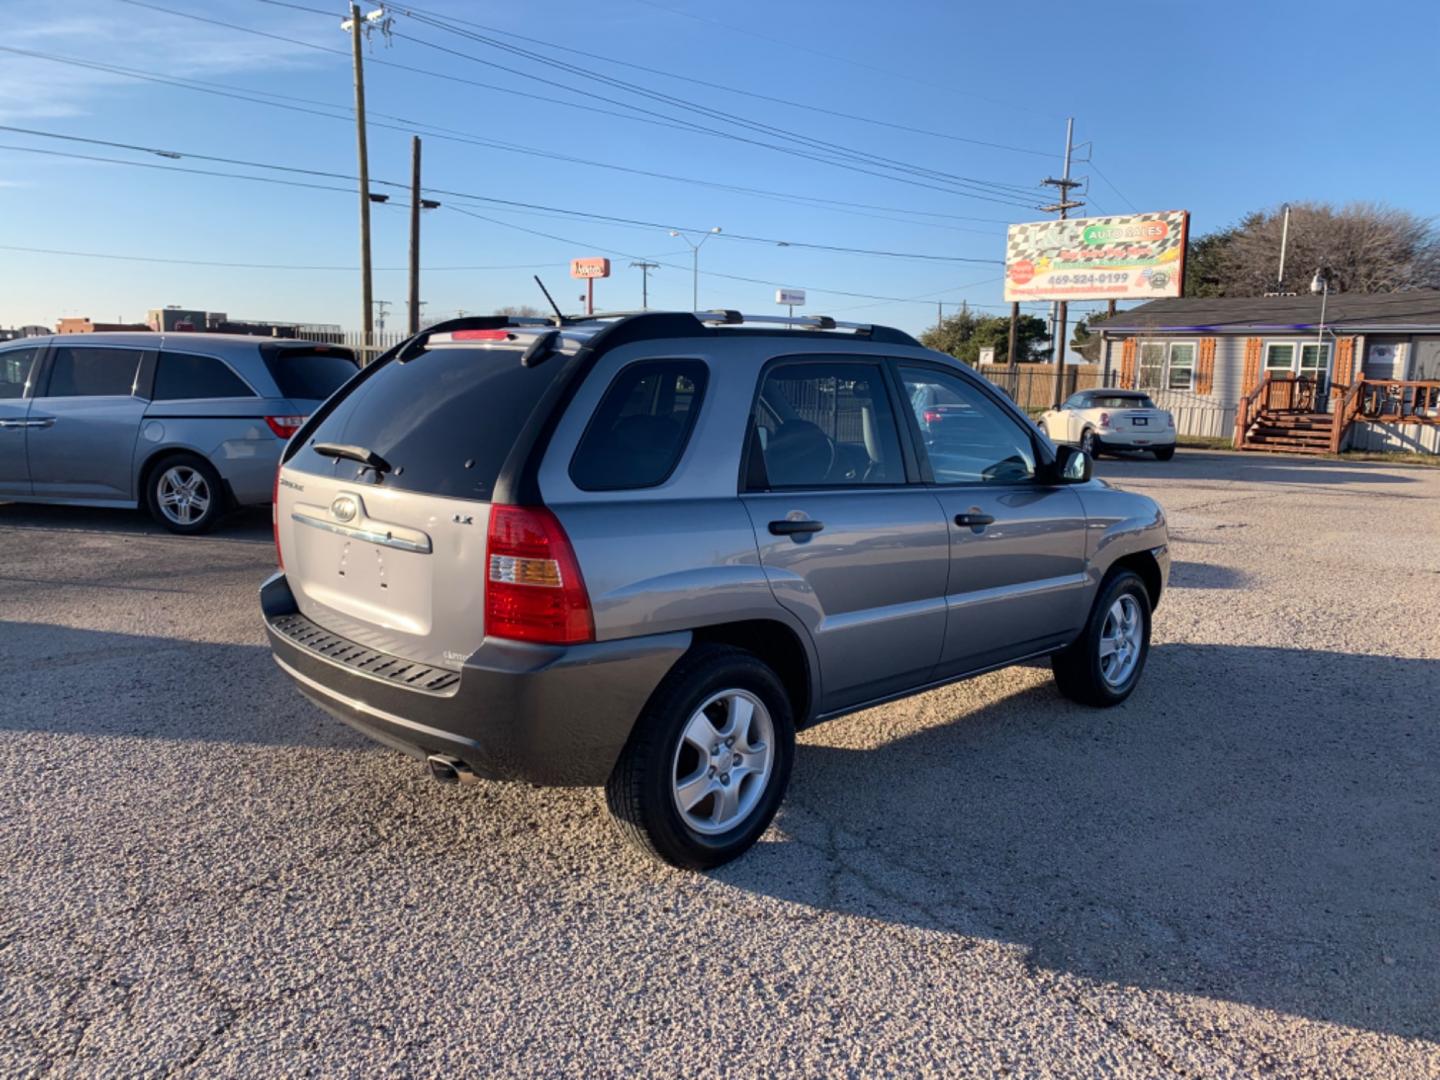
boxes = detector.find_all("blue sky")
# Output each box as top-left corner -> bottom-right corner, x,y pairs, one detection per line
0,0 -> 1435,336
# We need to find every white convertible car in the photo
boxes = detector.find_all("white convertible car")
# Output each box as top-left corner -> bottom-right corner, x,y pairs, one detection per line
1037,389 -> 1176,460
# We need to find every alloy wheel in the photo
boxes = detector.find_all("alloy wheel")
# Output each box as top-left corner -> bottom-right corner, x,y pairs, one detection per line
670,689 -> 775,835
156,466 -> 212,527
1098,594 -> 1143,688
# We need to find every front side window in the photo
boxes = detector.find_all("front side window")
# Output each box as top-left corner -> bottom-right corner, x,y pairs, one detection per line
45,346 -> 142,398
0,346 -> 39,400
749,361 -> 904,488
570,360 -> 708,491
153,351 -> 255,400
899,365 -> 1036,485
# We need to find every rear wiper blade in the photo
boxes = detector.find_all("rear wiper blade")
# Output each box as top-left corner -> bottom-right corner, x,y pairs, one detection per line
313,442 -> 391,473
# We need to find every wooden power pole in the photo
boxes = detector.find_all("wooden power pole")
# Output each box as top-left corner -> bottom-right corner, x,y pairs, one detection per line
1041,117 -> 1083,407
348,2 -> 374,361
408,136 -> 421,335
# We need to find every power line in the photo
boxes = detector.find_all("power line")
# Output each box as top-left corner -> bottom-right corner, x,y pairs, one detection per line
115,0 -> 1041,209
445,204 -> 1024,311
628,0 -> 1061,121
0,243 -> 558,272
0,46 -> 1015,235
391,13 -> 1044,202
381,1 -> 1053,158
0,128 -> 1004,263
1089,160 -> 1140,213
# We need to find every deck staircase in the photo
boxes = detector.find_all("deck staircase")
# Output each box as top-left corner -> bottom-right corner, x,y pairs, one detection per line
1241,410 -> 1336,455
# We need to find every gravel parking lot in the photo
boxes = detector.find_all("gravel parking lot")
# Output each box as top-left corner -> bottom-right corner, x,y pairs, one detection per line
2,450 -> 1437,1078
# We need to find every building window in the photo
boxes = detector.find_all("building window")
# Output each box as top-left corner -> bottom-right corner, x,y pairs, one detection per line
1265,342 -> 1330,381
1265,343 -> 1295,374
1138,341 -> 1195,392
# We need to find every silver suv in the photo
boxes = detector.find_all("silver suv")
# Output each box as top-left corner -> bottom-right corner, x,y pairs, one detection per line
0,333 -> 357,533
262,312 -> 1168,868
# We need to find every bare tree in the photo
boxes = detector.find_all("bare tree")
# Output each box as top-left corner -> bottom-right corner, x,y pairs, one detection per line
492,304 -> 545,317
1188,202 -> 1440,296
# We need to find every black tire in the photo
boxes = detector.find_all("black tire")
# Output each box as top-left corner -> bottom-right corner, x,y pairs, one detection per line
1080,428 -> 1102,457
1052,570 -> 1152,707
605,644 -> 795,870
1153,445 -> 1176,461
144,453 -> 227,535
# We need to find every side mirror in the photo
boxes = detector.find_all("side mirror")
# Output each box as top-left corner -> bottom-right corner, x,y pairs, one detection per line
1053,443 -> 1092,483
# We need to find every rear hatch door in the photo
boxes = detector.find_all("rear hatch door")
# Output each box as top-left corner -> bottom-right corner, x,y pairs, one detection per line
276,341 -> 566,669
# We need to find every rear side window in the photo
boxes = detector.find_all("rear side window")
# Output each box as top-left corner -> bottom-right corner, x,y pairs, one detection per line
570,360 -> 708,491
45,346 -> 142,397
289,346 -> 563,499
0,346 -> 39,399
749,361 -> 905,488
153,351 -> 255,400
262,347 -> 358,401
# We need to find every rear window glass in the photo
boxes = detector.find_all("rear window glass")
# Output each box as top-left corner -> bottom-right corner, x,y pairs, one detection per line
570,360 -> 708,491
46,346 -> 142,397
154,351 -> 255,400
288,346 -> 561,499
1089,394 -> 1156,409
263,346 -> 358,401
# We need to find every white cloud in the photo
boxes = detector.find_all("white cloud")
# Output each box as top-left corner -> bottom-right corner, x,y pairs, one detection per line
0,0 -> 335,123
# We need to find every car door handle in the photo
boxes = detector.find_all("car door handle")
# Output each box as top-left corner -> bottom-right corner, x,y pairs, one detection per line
26,418 -> 55,429
954,512 -> 995,528
0,419 -> 25,429
769,519 -> 825,536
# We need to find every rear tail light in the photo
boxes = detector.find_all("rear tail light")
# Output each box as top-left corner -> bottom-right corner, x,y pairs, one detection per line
922,408 -> 941,424
272,466 -> 283,569
265,415 -> 307,438
484,506 -> 593,645
1099,412 -> 1112,429
1166,411 -> 1175,428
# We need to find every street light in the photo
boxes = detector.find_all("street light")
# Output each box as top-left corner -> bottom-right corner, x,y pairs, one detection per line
1311,267 -> 1329,394
668,226 -> 721,309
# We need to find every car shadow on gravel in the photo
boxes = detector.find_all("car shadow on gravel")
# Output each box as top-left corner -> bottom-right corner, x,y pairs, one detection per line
0,502 -> 272,541
722,643 -> 1440,1041
0,621 -> 370,750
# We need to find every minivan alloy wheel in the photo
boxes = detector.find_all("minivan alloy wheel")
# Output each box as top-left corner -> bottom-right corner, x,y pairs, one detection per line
156,465 -> 212,526
1098,594 -> 1143,688
670,689 -> 775,835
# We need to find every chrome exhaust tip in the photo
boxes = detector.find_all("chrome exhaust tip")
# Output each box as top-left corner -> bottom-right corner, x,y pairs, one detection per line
426,754 -> 478,785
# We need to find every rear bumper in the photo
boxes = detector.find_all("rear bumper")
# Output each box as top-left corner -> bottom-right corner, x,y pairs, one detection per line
1097,428 -> 1176,448
260,572 -> 689,786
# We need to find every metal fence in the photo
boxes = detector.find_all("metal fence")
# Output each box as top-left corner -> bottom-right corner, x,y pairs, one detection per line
976,363 -> 1233,442
294,328 -> 408,366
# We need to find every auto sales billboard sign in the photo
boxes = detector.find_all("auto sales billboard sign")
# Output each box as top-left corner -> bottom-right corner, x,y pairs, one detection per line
1004,210 -> 1189,302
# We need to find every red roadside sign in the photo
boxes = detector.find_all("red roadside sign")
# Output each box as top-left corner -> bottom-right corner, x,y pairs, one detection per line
570,257 -> 611,279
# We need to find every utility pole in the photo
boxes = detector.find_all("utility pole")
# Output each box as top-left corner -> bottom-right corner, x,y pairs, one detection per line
1041,117 -> 1084,407
346,2 -> 374,362
372,299 -> 391,333
408,136 -> 421,334
1006,301 -> 1019,395
629,260 -> 659,308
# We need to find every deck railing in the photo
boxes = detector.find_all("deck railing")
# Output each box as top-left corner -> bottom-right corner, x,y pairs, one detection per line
1353,379 -> 1440,424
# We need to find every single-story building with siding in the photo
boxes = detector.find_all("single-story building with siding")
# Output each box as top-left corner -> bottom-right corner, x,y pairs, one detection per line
1095,291 -> 1440,453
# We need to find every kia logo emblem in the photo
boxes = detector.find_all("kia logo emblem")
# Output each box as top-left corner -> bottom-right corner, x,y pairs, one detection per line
330,496 -> 358,523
